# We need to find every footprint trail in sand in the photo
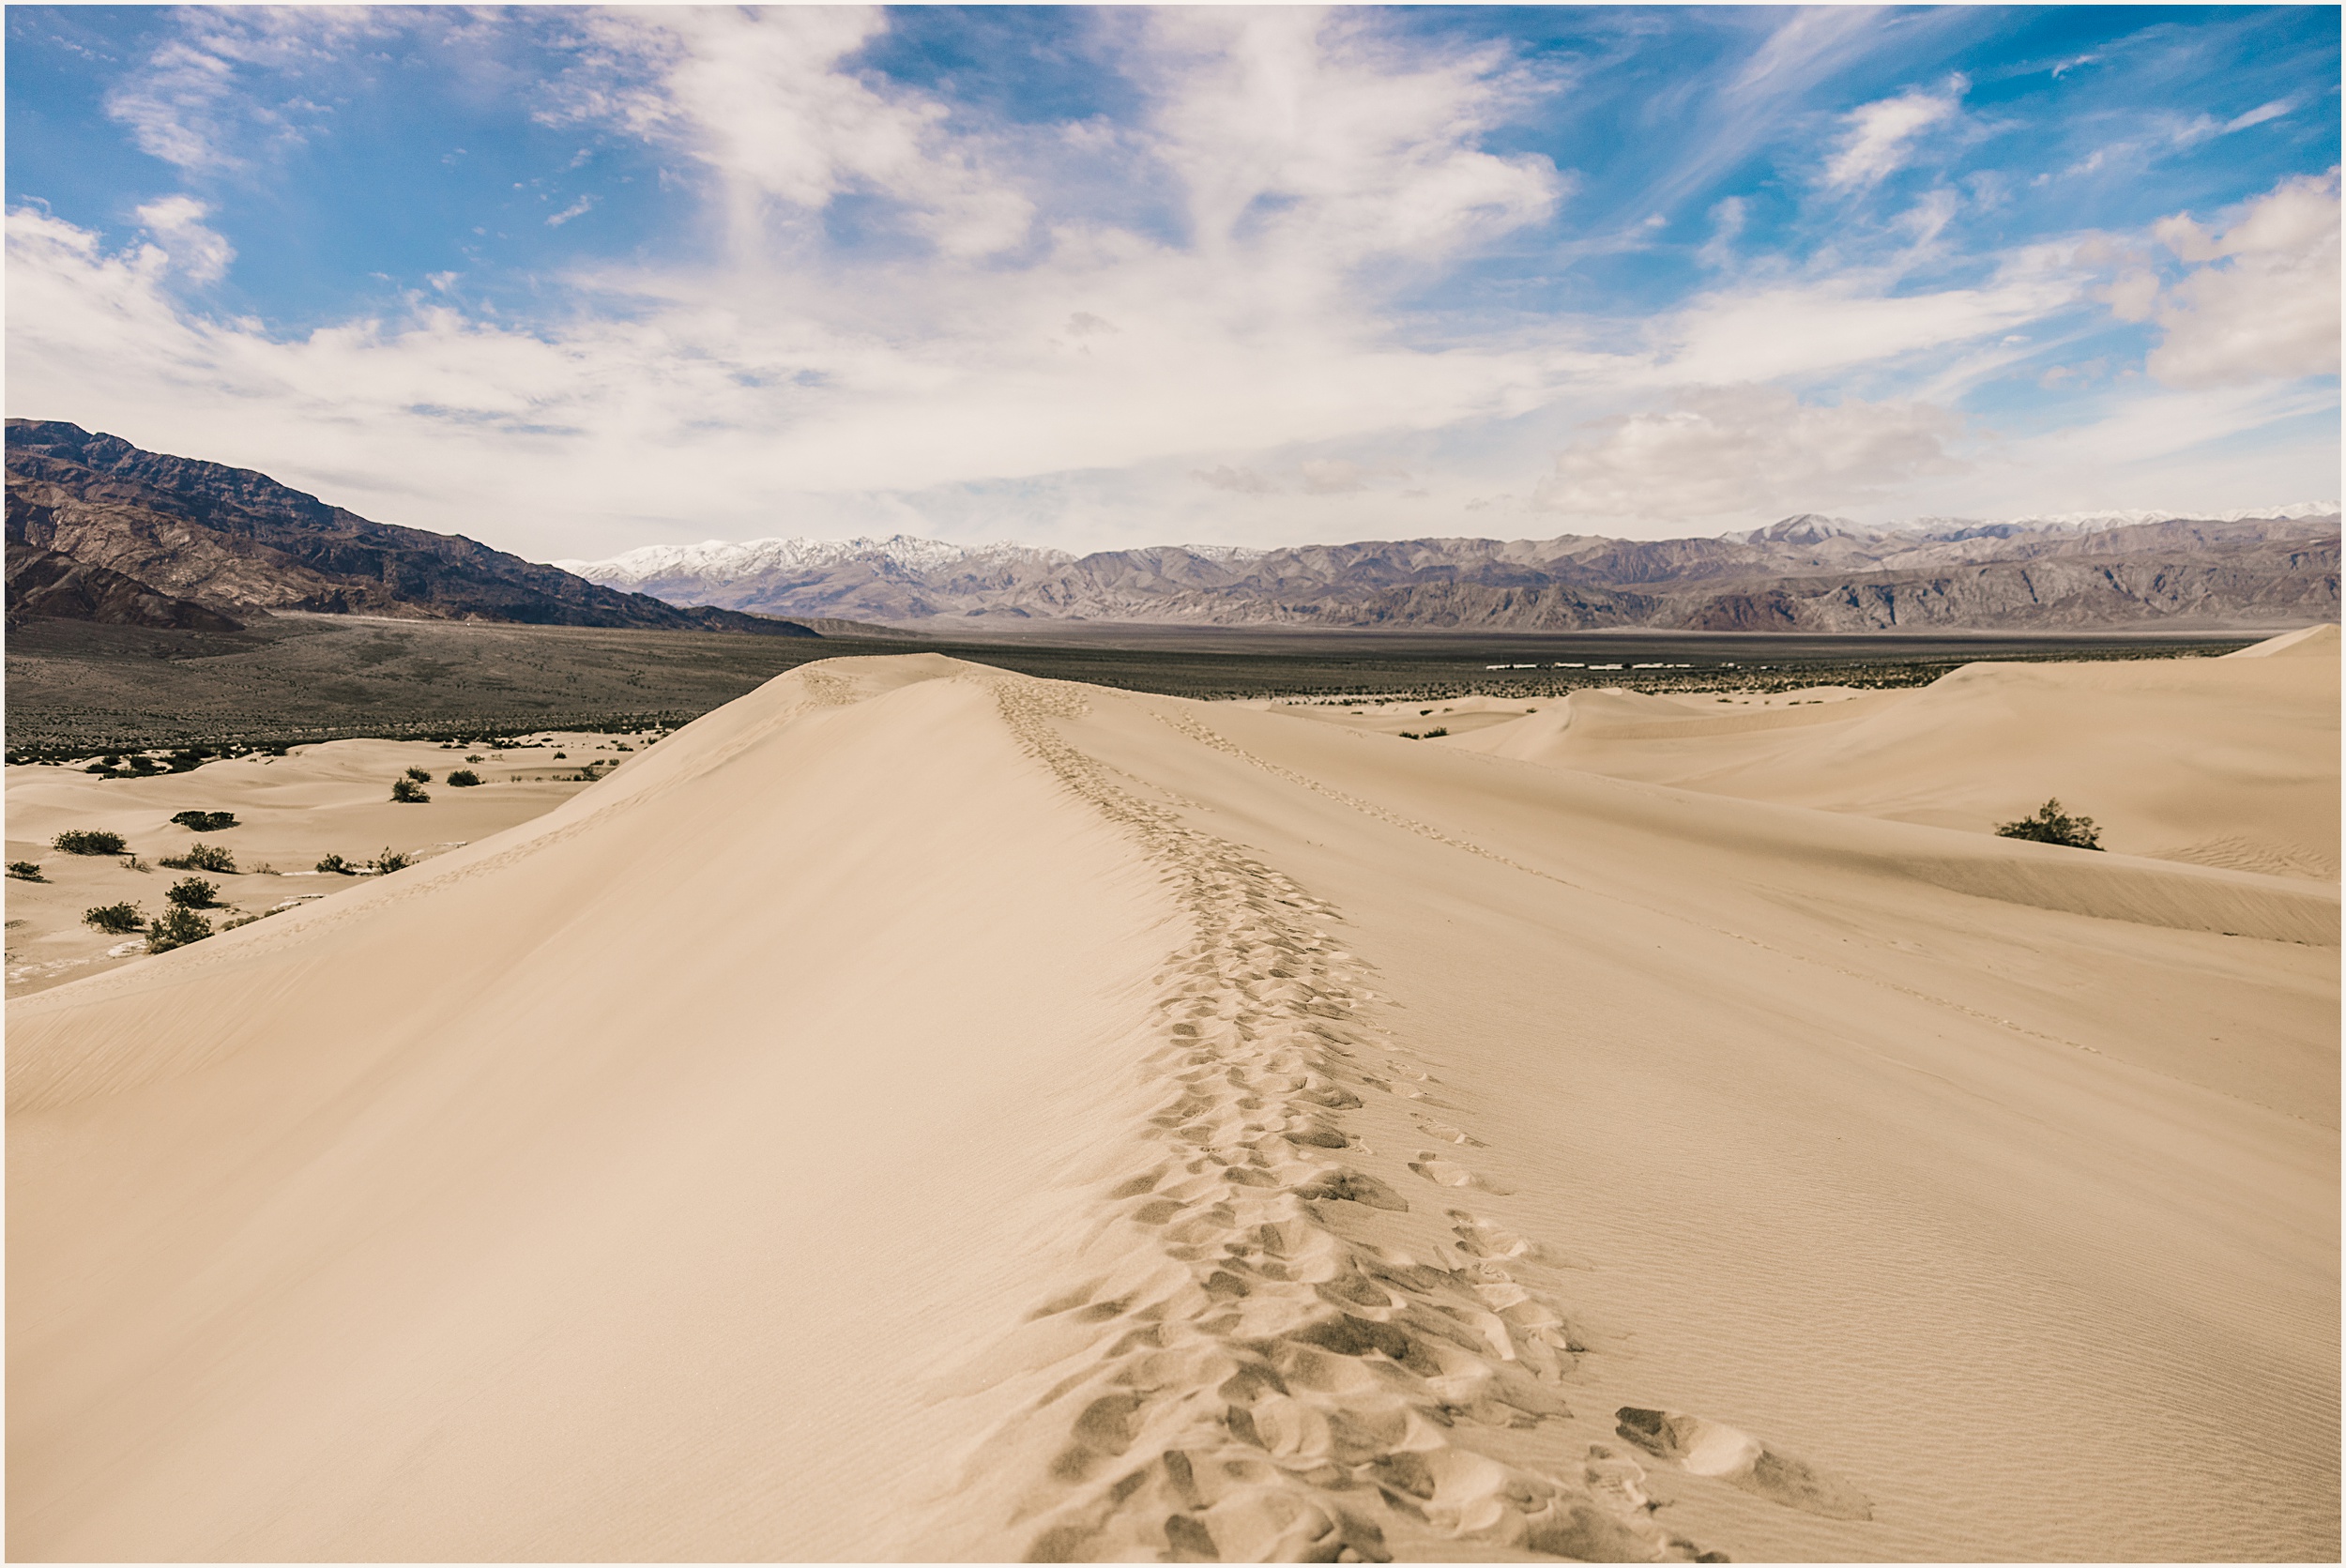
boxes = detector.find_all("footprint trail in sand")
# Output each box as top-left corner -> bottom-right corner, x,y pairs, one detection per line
946,674 -> 1767,1563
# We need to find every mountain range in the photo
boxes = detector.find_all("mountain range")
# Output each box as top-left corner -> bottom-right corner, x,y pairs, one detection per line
5,420 -> 819,637
8,418 -> 2334,638
559,507 -> 2341,632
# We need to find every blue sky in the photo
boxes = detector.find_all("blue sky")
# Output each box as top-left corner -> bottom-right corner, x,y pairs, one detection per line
8,5 -> 2338,560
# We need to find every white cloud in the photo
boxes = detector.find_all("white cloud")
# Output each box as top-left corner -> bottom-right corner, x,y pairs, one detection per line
2225,99 -> 2293,133
544,195 -> 597,228
133,195 -> 235,283
1823,81 -> 1965,191
1659,270 -> 2069,386
545,8 -> 1033,260
1532,386 -> 1964,525
102,10 -> 384,172
2144,172 -> 2339,387
1136,8 -> 1564,271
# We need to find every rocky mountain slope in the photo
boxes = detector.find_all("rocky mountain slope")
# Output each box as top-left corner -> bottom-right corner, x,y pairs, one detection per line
560,510 -> 2340,632
4,540 -> 246,632
5,420 -> 817,637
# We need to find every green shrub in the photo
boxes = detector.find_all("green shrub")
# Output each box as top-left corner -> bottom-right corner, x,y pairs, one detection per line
389,777 -> 430,803
166,876 -> 221,908
446,769 -> 481,786
170,810 -> 238,831
146,906 -> 214,951
404,766 -> 433,784
160,843 -> 236,873
7,860 -> 45,882
373,847 -> 415,874
83,902 -> 144,934
1995,799 -> 2103,851
316,853 -> 355,875
53,830 -> 128,856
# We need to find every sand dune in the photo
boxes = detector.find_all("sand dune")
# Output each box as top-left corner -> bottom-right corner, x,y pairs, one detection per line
5,735 -> 616,996
1440,628 -> 2340,879
10,650 -> 2338,1560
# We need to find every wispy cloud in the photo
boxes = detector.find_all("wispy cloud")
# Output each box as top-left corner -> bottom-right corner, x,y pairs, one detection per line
1823,79 -> 1966,191
133,194 -> 234,283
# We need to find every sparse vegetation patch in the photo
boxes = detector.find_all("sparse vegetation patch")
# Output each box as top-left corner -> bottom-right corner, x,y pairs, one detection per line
1995,799 -> 2104,851
316,853 -> 355,875
83,903 -> 144,934
166,876 -> 221,908
145,906 -> 214,951
170,810 -> 238,831
446,769 -> 481,786
8,860 -> 46,882
373,847 -> 415,874
161,843 -> 236,873
53,830 -> 128,856
389,777 -> 431,803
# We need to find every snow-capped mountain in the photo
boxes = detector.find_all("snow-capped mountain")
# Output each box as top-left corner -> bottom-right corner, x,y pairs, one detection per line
551,506 -> 2339,633
552,534 -> 1073,591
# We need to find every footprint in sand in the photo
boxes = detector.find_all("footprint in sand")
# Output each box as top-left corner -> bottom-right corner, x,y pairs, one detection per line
1614,1407 -> 1873,1521
1408,1153 -> 1513,1195
1411,1114 -> 1485,1147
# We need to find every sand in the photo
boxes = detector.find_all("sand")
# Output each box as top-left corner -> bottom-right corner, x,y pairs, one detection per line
8,638 -> 2338,1560
1428,627 -> 2340,880
5,733 -> 632,997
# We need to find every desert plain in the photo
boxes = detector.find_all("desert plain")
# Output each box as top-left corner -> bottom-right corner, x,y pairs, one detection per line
7,629 -> 2338,1561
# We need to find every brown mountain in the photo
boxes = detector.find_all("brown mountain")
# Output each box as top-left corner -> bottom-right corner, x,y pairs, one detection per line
4,419 -> 817,637
4,540 -> 245,632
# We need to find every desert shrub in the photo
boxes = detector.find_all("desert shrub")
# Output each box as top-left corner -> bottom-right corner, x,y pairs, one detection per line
316,853 -> 355,875
161,843 -> 236,873
166,876 -> 221,908
373,847 -> 414,874
53,830 -> 128,856
146,906 -> 214,951
1398,728 -> 1449,739
170,810 -> 238,831
83,902 -> 145,934
121,853 -> 149,873
389,777 -> 431,803
446,769 -> 481,786
8,860 -> 45,882
466,754 -> 484,763
552,752 -> 567,759
404,766 -> 433,783
1995,799 -> 2103,851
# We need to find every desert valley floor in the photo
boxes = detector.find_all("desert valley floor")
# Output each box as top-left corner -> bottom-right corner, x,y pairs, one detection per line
7,631 -> 2338,1561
